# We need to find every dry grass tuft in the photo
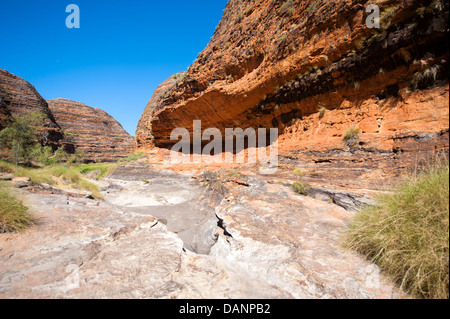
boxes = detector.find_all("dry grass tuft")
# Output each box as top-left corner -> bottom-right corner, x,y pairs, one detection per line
343,158 -> 449,299
0,184 -> 34,233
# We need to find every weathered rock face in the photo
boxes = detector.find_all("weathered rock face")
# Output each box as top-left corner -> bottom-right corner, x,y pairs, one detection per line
136,72 -> 186,151
0,69 -> 64,148
48,99 -> 135,162
136,0 -> 449,161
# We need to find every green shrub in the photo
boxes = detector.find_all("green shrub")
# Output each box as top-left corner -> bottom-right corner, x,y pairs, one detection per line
0,184 -> 34,233
293,168 -> 305,179
31,146 -> 85,166
31,145 -> 54,166
343,161 -> 449,299
292,182 -> 310,195
378,6 -> 399,30
14,166 -> 54,185
0,161 -> 14,173
0,151 -> 144,202
292,168 -> 310,195
75,152 -> 144,181
0,112 -> 44,165
46,166 -> 103,199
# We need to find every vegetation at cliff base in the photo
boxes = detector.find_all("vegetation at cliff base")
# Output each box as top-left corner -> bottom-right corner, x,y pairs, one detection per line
0,161 -> 104,200
0,111 -> 147,206
0,183 -> 34,233
77,152 -> 145,180
78,163 -> 116,181
0,149 -> 146,233
344,159 -> 449,299
122,152 -> 145,162
0,112 -> 44,165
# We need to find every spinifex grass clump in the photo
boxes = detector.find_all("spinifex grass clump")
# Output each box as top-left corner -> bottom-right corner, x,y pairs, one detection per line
344,160 -> 449,299
0,184 -> 34,233
0,152 -> 145,201
343,127 -> 361,142
318,105 -> 327,119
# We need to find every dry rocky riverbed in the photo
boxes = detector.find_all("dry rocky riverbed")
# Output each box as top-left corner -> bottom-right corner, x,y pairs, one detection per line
0,162 -> 405,299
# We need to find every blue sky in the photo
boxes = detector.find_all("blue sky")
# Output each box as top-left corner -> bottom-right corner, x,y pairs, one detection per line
0,1 -> 228,135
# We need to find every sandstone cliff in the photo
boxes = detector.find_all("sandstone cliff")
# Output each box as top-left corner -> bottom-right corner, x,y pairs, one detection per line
136,0 -> 449,162
48,99 -> 135,162
0,69 -> 64,148
136,72 -> 186,150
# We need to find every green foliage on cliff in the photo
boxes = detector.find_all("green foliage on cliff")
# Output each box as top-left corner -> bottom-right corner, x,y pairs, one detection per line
76,152 -> 145,180
31,146 -> 85,166
0,112 -> 44,165
0,112 -> 84,167
344,158 -> 449,299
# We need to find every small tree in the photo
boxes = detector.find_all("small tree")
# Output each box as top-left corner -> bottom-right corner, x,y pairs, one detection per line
30,145 -> 86,166
31,145 -> 55,166
0,112 -> 45,165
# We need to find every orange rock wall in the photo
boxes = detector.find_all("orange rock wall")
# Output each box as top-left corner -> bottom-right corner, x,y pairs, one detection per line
136,0 -> 449,158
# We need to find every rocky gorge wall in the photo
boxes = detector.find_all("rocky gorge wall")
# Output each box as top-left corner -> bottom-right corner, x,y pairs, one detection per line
48,99 -> 135,163
136,72 -> 186,151
136,0 -> 449,163
0,69 -> 64,148
0,69 -> 135,163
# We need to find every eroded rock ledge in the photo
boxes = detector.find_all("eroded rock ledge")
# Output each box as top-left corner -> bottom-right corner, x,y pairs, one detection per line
136,0 -> 449,163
